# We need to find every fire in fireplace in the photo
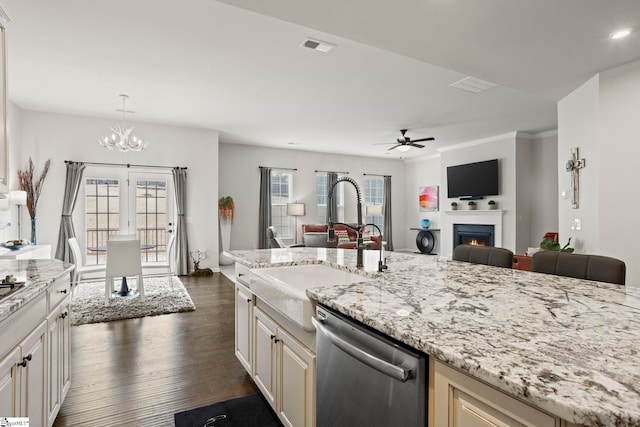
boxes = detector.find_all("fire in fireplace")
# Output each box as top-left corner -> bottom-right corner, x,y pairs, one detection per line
453,224 -> 495,249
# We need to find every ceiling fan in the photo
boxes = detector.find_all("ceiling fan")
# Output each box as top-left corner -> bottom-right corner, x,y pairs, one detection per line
384,129 -> 435,152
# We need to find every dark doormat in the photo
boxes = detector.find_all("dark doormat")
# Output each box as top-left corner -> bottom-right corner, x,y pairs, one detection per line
174,393 -> 283,427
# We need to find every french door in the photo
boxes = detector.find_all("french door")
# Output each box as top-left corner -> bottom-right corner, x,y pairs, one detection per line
84,171 -> 175,265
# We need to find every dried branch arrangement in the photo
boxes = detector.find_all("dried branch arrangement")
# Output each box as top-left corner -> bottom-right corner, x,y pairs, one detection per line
17,157 -> 51,219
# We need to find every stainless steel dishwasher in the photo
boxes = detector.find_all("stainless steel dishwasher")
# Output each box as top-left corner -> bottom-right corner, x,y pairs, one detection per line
312,305 -> 427,427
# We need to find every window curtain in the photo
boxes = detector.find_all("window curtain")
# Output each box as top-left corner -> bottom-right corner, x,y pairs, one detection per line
172,167 -> 190,274
258,167 -> 272,249
383,175 -> 394,251
54,161 -> 86,262
326,171 -> 338,224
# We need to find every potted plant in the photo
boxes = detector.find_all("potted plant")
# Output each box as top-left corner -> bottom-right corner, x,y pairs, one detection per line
218,196 -> 235,265
451,201 -> 458,211
468,200 -> 477,210
488,200 -> 497,210
540,237 -> 574,253
17,157 -> 51,245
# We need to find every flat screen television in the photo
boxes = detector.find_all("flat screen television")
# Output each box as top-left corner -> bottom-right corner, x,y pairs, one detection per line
447,159 -> 499,199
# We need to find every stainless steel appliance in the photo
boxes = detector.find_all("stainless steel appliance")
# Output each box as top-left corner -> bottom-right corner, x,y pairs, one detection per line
313,305 -> 427,427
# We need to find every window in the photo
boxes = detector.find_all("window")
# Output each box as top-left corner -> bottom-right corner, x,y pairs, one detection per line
271,170 -> 292,238
85,178 -> 120,265
316,173 -> 344,224
84,172 -> 174,266
364,177 -> 384,234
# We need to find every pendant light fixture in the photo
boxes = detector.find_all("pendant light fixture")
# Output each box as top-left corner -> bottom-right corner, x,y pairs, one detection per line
98,94 -> 148,152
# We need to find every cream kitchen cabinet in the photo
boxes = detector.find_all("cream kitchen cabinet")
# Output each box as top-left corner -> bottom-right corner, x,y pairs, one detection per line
234,263 -> 254,374
0,319 -> 47,426
433,360 -> 561,427
0,270 -> 72,427
253,306 -> 315,427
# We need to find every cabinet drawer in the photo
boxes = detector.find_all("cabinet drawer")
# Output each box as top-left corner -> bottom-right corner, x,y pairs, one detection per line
235,263 -> 250,286
48,276 -> 71,310
0,294 -> 47,358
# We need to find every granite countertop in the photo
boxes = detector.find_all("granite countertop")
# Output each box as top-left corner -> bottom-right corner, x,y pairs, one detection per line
0,259 -> 75,323
225,248 -> 640,427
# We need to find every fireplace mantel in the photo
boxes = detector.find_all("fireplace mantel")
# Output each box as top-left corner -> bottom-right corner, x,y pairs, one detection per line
441,210 -> 505,258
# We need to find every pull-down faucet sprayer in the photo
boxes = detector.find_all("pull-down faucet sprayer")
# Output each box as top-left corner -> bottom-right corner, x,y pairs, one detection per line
327,176 -> 387,272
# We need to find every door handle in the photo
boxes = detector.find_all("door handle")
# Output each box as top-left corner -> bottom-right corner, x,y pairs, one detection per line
311,317 -> 410,382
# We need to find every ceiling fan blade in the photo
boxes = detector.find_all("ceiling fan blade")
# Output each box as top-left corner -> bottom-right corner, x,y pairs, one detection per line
409,143 -> 425,149
387,144 -> 402,151
409,137 -> 435,143
373,142 -> 396,145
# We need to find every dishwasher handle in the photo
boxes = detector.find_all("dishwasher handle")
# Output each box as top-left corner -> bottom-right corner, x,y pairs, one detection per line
312,316 -> 410,382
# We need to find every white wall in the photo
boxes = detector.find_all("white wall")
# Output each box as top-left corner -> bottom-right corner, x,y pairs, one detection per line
404,154 -> 441,252
558,60 -> 640,286
218,143 -> 406,251
558,76 -> 600,255
10,108 -> 220,270
600,60 -> 640,287
529,132 -> 559,245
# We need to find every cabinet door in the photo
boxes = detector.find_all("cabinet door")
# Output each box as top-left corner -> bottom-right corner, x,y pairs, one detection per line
253,307 -> 277,408
235,282 -> 253,373
434,361 -> 559,427
60,300 -> 72,403
277,327 -> 315,427
46,308 -> 61,427
20,320 -> 47,427
0,347 -> 21,417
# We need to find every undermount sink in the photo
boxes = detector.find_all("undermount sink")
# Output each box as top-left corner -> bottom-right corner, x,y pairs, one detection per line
249,264 -> 368,331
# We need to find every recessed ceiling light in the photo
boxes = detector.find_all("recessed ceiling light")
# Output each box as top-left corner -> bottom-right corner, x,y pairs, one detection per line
610,29 -> 632,39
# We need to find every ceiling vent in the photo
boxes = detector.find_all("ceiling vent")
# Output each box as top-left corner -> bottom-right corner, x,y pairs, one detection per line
301,37 -> 336,53
450,76 -> 498,94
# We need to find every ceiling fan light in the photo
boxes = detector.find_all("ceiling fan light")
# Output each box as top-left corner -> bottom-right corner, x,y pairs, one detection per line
396,145 -> 411,152
610,29 -> 631,39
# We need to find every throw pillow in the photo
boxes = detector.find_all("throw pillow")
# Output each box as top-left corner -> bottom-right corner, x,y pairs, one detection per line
362,230 -> 371,241
334,230 -> 350,243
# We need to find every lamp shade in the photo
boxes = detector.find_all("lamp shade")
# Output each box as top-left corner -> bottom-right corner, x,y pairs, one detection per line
366,204 -> 383,216
287,202 -> 306,216
10,190 -> 27,206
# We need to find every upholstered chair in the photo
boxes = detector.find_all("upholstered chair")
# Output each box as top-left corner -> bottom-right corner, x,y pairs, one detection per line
452,244 -> 514,268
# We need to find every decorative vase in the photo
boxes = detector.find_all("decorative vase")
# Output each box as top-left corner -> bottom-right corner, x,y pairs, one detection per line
30,218 -> 36,245
219,218 -> 234,266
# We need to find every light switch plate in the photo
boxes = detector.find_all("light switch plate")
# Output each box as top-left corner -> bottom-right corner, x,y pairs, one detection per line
571,218 -> 582,231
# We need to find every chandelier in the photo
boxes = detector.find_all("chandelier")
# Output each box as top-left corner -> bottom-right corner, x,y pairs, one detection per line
98,94 -> 148,152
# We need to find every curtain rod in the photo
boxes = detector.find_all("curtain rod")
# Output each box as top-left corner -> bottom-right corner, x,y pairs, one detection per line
258,166 -> 298,171
65,160 -> 187,170
314,170 -> 349,175
363,173 -> 391,177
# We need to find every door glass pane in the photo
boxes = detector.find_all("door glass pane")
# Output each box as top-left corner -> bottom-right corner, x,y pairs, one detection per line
84,178 -> 120,265
136,179 -> 168,262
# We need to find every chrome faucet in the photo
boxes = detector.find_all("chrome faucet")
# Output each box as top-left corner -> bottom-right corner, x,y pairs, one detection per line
327,176 -> 387,272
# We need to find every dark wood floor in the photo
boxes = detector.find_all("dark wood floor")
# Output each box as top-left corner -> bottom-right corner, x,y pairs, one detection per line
53,273 -> 257,427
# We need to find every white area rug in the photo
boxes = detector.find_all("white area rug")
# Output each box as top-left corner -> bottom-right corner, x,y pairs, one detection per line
71,276 -> 196,326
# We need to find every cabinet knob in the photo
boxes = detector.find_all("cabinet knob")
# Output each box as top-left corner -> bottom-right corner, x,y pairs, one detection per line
270,335 -> 276,340
274,339 -> 280,344
17,354 -> 32,367
60,311 -> 68,319
58,289 -> 68,294
246,298 -> 252,303
238,273 -> 245,277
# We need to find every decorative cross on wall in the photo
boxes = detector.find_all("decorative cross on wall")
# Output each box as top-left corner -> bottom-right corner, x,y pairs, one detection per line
566,147 -> 586,209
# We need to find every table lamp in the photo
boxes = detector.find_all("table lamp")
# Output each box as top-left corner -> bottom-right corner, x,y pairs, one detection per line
10,190 -> 27,240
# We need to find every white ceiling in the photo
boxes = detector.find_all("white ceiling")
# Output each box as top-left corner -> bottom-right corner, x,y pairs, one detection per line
2,0 -> 639,159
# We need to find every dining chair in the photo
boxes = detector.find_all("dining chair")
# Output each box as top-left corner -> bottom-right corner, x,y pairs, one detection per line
68,237 -> 106,296
142,233 -> 176,289
452,244 -> 514,268
105,239 -> 145,305
531,251 -> 626,285
108,234 -> 137,241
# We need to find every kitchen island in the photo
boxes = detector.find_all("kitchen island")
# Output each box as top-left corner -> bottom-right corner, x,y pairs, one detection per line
226,247 -> 640,427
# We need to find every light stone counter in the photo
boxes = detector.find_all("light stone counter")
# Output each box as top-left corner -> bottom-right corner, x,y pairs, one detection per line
225,247 -> 640,427
0,259 -> 75,323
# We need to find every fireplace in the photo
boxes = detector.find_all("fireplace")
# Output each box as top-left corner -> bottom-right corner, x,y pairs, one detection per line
453,224 -> 495,249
